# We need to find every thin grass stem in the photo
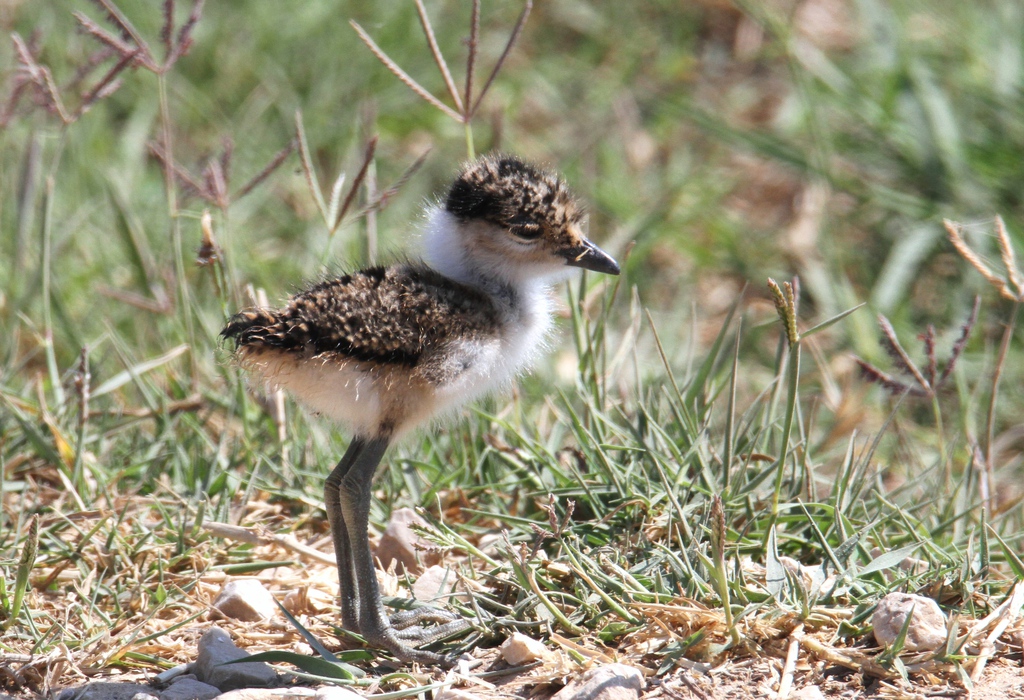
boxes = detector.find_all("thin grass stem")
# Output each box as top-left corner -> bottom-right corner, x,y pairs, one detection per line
156,74 -> 196,384
469,1 -> 532,118
464,122 -> 476,160
5,515 -> 38,631
464,0 -> 480,114
294,110 -> 329,226
932,393 -> 947,490
984,300 -> 1020,512
332,136 -> 378,236
40,128 -> 70,408
350,21 -> 462,122
723,321 -> 741,492
413,0 -> 463,113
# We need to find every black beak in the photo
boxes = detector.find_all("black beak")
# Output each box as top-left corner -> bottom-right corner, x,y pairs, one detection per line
565,240 -> 621,275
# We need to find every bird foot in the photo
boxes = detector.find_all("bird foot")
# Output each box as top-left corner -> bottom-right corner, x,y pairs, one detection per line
392,616 -> 470,643
390,604 -> 462,630
379,606 -> 471,666
369,621 -> 470,668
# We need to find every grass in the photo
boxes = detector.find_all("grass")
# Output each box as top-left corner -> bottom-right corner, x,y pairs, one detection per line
2,0 -> 1024,697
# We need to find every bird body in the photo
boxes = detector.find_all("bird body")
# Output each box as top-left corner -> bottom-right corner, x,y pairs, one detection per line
223,155 -> 620,665
225,258 -> 551,439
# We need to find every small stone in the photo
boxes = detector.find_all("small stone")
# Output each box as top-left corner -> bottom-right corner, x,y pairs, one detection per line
57,684 -> 156,700
133,695 -> 161,700
217,690 -> 316,700
500,632 -> 552,665
155,663 -> 193,684
220,691 -> 319,695
215,691 -> 291,700
872,592 -> 947,651
282,586 -> 330,615
194,626 -> 279,691
315,687 -> 365,700
411,565 -> 463,604
551,663 -> 644,700
780,557 -> 825,593
376,508 -> 441,574
213,579 -> 278,621
790,686 -> 826,700
160,677 -> 221,700
434,689 -> 483,700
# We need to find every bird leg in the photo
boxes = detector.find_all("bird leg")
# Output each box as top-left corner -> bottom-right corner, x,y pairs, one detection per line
325,438 -> 367,632
331,436 -> 467,665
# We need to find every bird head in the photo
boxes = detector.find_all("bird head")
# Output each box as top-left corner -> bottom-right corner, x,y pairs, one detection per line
427,155 -> 620,286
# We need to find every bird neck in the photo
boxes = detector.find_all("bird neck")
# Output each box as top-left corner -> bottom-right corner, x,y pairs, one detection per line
421,207 -> 540,310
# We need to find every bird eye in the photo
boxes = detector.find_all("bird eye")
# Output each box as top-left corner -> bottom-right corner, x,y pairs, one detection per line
509,219 -> 542,241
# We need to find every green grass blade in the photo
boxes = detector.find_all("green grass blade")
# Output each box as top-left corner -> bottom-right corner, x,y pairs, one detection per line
235,651 -> 358,680
801,303 -> 866,339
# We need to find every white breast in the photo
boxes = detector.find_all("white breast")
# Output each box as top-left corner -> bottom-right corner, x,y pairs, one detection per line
429,282 -> 554,421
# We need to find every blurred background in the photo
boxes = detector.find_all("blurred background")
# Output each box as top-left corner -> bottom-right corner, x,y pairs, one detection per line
2,0 -> 1023,541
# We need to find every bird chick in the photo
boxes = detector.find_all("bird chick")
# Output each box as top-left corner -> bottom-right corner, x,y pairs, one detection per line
223,154 -> 620,665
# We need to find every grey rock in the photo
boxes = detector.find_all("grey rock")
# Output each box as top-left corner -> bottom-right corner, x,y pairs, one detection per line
872,592 -> 947,652
160,677 -> 221,700
213,579 -> 278,621
789,686 -> 826,700
133,695 -> 161,700
551,664 -> 644,700
194,626 -> 278,691
376,508 -> 441,574
57,684 -> 157,700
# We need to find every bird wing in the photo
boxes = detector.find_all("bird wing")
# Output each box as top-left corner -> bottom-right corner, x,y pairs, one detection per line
222,264 -> 502,367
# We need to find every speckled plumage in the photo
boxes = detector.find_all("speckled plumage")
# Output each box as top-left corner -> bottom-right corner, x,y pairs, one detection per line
223,264 -> 501,368
445,156 -> 583,235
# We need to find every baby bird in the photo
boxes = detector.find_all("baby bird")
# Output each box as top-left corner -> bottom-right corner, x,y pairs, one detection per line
222,155 -> 620,665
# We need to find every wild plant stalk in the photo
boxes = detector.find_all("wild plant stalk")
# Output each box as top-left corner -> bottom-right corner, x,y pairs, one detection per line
69,0 -> 207,381
197,210 -> 230,316
944,217 -> 1023,510
722,323 -> 741,492
984,300 -> 1019,499
9,34 -> 88,407
855,298 -> 979,492
880,315 -> 945,473
709,496 -> 741,646
146,133 -> 296,311
70,348 -> 91,491
40,166 -> 64,408
768,277 -> 801,518
155,73 -> 199,384
352,0 -> 532,159
293,111 -> 429,267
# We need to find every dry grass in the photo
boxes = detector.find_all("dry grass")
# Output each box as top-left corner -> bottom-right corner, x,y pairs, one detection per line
3,492 -> 1022,696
